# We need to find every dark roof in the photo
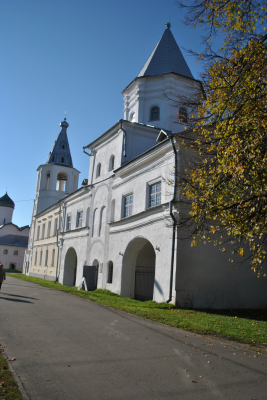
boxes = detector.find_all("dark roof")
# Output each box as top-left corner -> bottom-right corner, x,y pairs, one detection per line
0,223 -> 30,232
138,26 -> 193,80
46,118 -> 73,168
0,193 -> 15,209
0,235 -> 28,247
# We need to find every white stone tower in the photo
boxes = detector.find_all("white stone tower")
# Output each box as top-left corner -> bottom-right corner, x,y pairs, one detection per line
24,118 -> 80,275
122,23 -> 200,133
0,193 -> 15,225
34,118 -> 80,216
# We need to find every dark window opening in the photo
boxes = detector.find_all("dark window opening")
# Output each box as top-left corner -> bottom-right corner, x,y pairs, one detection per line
150,106 -> 160,121
179,107 -> 188,123
107,262 -> 113,284
61,157 -> 64,163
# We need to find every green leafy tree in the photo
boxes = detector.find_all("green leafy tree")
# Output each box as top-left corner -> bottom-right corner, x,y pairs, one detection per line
175,0 -> 267,276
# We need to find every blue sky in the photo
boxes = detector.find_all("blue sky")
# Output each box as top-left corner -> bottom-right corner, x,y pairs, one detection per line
1,0 -> 206,227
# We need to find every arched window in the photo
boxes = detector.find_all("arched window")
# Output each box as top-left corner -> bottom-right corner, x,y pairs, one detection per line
150,106 -> 160,121
179,107 -> 188,123
3,249 -> 8,254
14,250 -> 18,255
110,199 -> 115,222
109,155 -> 115,171
107,261 -> 113,284
51,156 -> 55,162
61,157 -> 65,163
46,172 -> 50,190
130,112 -> 135,122
99,206 -> 106,236
96,163 -> 101,178
56,172 -> 67,191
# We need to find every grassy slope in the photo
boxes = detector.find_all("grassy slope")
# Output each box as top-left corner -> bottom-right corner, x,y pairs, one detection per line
6,273 -> 267,347
0,352 -> 24,400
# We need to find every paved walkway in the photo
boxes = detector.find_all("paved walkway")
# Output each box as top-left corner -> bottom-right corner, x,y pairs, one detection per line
0,276 -> 266,400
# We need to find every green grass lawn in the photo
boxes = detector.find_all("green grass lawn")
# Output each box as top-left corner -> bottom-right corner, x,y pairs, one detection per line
4,269 -> 22,274
0,352 -> 25,400
6,273 -> 267,348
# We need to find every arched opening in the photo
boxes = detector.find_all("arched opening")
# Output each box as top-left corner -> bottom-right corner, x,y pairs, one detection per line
46,172 -> 50,190
121,237 -> 156,301
150,106 -> 160,121
96,163 -> 101,178
9,263 -> 16,270
109,155 -> 115,171
56,172 -> 67,191
63,247 -> 77,286
13,250 -> 18,255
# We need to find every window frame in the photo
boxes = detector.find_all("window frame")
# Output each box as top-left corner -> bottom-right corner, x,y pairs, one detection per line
51,249 -> 55,267
96,163 -> 101,178
66,214 -> 72,231
149,181 -> 162,208
45,249 -> 48,266
150,106 -> 160,121
47,220 -> 51,238
123,193 -> 133,218
76,210 -> 83,228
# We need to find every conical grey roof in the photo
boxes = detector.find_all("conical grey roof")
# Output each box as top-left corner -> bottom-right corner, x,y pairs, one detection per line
46,119 -> 73,168
138,24 -> 193,79
0,193 -> 15,209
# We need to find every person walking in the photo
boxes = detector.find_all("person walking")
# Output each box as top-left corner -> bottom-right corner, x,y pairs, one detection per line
0,263 -> 6,290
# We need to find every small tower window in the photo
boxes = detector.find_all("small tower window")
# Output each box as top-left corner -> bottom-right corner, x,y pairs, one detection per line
179,107 -> 188,123
62,144 -> 65,149
3,249 -> 8,254
150,106 -> 160,121
61,157 -> 65,163
56,172 -> 67,191
14,250 -> 18,255
96,163 -> 101,178
52,156 -> 55,162
130,112 -> 135,122
109,155 -> 115,171
46,172 -> 50,190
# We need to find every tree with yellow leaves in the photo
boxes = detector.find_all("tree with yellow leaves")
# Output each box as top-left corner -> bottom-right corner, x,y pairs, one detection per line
175,0 -> 267,275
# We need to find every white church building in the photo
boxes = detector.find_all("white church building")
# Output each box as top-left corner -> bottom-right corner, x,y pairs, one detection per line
23,25 -> 267,308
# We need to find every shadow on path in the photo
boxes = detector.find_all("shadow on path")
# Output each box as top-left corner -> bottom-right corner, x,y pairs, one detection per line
1,292 -> 38,300
0,296 -> 33,304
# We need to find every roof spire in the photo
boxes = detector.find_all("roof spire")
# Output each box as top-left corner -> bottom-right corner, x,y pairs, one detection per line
138,24 -> 193,79
46,118 -> 73,167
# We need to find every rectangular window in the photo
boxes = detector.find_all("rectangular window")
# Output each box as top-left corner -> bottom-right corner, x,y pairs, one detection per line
124,194 -> 133,218
37,226 -> 40,240
39,250 -> 42,266
51,249 -> 55,267
150,182 -> 161,207
45,250 -> 48,266
34,251 -> 38,266
77,211 -> 83,228
54,218 -> 58,236
107,262 -> 113,284
42,224 -> 45,239
47,221 -> 51,238
67,215 -> 72,231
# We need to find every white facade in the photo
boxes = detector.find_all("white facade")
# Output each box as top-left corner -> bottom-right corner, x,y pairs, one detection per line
24,25 -> 267,309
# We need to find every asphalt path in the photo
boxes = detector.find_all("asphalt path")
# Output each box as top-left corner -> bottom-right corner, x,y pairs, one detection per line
0,276 -> 266,400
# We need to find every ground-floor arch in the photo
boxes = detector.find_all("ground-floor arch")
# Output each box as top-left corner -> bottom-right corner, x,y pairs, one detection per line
63,247 -> 77,286
121,237 -> 156,301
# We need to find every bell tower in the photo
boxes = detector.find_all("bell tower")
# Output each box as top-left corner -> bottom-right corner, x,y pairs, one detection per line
24,118 -> 80,275
33,118 -> 80,216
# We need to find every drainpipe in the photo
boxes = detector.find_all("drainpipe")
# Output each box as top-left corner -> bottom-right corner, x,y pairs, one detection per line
120,120 -> 127,157
55,199 -> 62,282
83,148 -> 96,184
166,136 -> 178,303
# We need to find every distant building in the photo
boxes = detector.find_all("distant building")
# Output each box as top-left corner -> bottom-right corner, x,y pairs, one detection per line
0,193 -> 29,270
24,24 -> 267,308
